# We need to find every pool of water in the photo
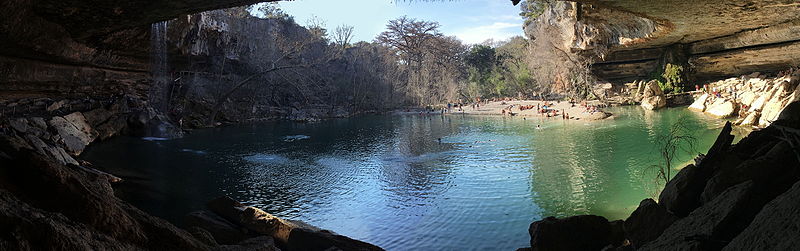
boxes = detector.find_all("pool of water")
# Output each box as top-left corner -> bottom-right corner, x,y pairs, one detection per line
82,106 -> 745,250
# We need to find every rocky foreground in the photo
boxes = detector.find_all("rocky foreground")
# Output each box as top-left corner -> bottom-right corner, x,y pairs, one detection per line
519,101 -> 800,250
0,96 -> 382,250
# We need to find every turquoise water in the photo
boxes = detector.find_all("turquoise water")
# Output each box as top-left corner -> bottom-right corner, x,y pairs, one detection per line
82,106 -> 744,250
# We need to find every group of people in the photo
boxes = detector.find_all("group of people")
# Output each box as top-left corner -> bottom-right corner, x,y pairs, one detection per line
498,101 -> 574,120
696,84 -> 737,99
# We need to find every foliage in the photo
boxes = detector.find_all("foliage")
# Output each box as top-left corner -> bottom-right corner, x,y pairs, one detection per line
376,16 -> 465,105
305,15 -> 328,40
519,0 -> 551,25
249,3 -> 290,19
465,45 -> 497,75
462,36 -> 537,100
650,63 -> 685,94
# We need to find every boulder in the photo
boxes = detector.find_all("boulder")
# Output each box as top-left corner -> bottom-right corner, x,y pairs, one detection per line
48,116 -> 94,155
46,100 -> 66,112
217,236 -> 279,251
29,117 -> 48,130
608,220 -> 626,249
586,111 -> 613,120
206,196 -> 383,251
24,135 -> 79,166
0,190 -> 137,250
623,199 -> 679,248
185,210 -> 247,245
738,111 -> 759,126
748,94 -> 768,112
287,227 -> 382,251
63,112 -> 97,141
641,96 -> 666,110
705,99 -> 736,118
94,115 -> 129,140
8,118 -> 30,133
701,141 -> 800,204
658,164 -> 703,216
188,226 -> 219,246
758,97 -> 789,127
83,108 -> 114,127
775,101 -> 800,125
792,82 -> 800,103
528,215 -> 617,251
723,180 -> 800,250
688,93 -> 709,112
640,81 -> 666,110
739,91 -> 757,106
642,181 -> 756,250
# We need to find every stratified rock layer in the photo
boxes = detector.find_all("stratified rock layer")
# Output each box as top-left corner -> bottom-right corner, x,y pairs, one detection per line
526,1 -> 800,84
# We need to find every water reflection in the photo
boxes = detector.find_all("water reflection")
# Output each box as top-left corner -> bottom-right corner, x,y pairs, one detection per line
82,107 -> 738,250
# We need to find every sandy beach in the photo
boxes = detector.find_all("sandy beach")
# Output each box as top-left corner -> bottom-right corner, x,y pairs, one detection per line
437,100 -> 613,120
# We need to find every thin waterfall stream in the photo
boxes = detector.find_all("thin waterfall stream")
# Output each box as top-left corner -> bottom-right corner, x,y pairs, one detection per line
150,21 -> 170,113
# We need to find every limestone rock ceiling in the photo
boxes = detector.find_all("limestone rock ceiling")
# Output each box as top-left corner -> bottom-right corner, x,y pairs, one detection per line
31,0 -> 279,39
578,0 -> 800,49
571,0 -> 800,82
0,0 -> 279,99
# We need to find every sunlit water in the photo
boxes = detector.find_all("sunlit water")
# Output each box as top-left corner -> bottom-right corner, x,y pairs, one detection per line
82,106 -> 745,250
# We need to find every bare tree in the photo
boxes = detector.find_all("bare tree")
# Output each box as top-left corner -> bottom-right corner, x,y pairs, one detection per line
306,15 -> 328,40
376,16 -> 442,64
376,16 -> 466,106
207,18 -> 333,125
332,24 -> 354,51
647,116 -> 698,196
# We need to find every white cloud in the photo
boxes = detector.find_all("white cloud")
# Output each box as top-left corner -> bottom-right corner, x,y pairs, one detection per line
452,22 -> 523,44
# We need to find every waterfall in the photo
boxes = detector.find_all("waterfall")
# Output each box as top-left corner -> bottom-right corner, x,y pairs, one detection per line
149,21 -> 169,112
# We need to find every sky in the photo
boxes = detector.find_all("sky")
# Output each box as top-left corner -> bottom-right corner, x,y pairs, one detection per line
267,0 -> 525,44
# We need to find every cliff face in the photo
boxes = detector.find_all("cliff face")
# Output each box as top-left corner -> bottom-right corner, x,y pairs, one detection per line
526,0 -> 800,83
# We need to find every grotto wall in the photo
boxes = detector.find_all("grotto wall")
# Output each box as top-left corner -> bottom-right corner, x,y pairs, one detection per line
525,0 -> 800,84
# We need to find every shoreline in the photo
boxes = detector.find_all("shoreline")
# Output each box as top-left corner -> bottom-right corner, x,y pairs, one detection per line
394,100 -> 614,121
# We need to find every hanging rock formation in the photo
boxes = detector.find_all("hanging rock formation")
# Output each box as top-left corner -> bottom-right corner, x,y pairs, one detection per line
525,1 -> 800,84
